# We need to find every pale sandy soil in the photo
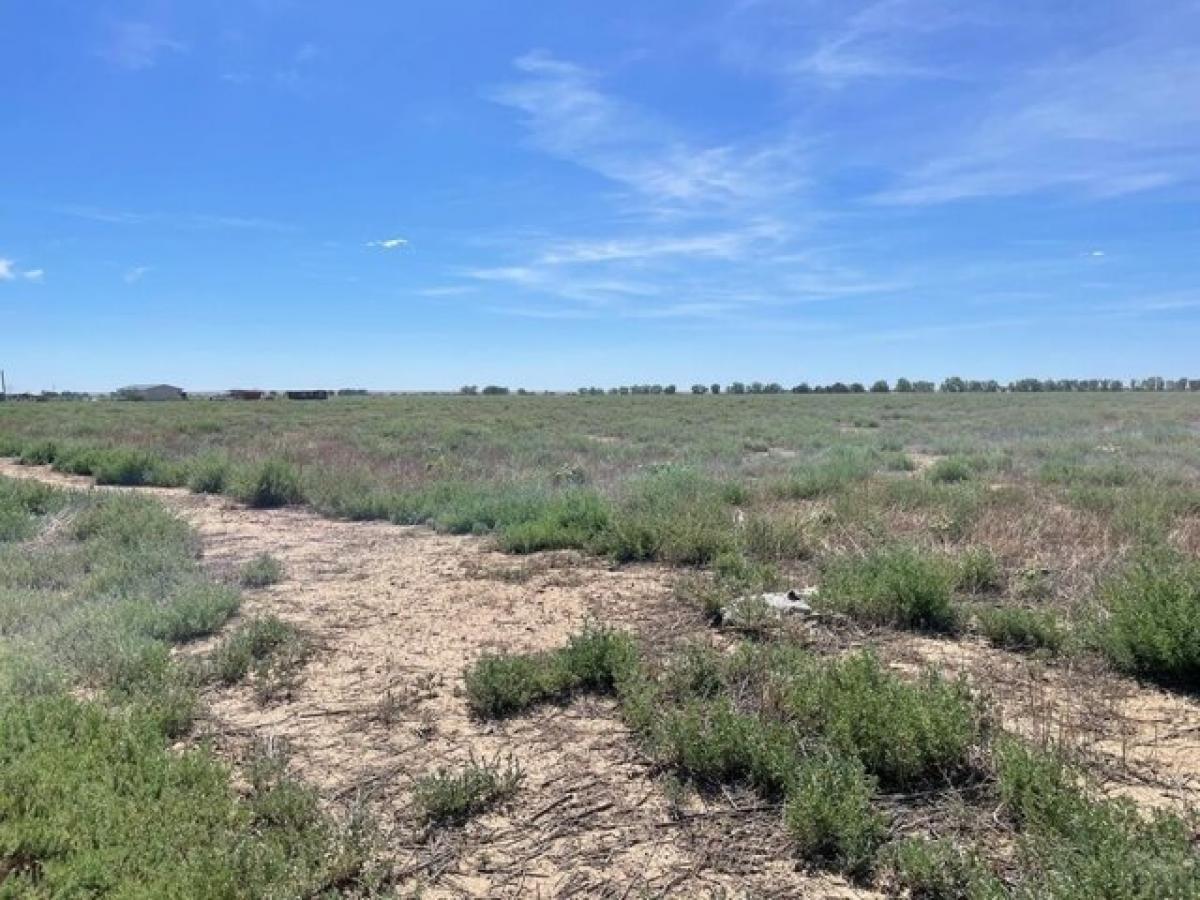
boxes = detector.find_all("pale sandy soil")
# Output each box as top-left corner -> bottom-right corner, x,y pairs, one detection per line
0,460 -> 870,899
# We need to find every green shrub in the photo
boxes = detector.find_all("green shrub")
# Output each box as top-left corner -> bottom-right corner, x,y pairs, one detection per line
927,456 -> 974,484
18,440 -> 59,466
412,753 -> 523,826
977,606 -> 1065,654
821,547 -> 959,632
0,477 -> 68,542
210,615 -> 303,684
235,459 -> 303,508
239,552 -> 284,588
136,582 -> 242,643
1097,550 -> 1200,687
775,649 -> 982,788
498,490 -> 610,553
994,738 -> 1200,897
773,450 -> 875,500
90,448 -> 166,486
601,468 -> 738,565
0,695 -> 376,897
783,750 -> 886,878
739,513 -> 812,561
188,453 -> 232,494
887,837 -> 1000,899
463,626 -> 635,718
653,697 -> 799,797
955,547 -> 1002,594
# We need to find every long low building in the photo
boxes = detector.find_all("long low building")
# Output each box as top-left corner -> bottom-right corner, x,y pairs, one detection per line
116,384 -> 187,401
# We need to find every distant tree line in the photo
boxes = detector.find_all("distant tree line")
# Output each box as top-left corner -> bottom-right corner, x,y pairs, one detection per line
458,377 -> 1200,396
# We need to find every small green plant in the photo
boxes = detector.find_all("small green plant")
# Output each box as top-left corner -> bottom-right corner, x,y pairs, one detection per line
464,626 -> 635,718
188,453 -> 231,494
927,456 -> 973,484
977,606 -> 1065,654
1096,550 -> 1200,688
235,459 -> 303,509
783,750 -> 886,878
239,552 -> 284,588
412,752 -> 523,826
821,547 -> 959,632
887,837 -> 999,899
955,547 -> 1001,594
210,615 -> 304,685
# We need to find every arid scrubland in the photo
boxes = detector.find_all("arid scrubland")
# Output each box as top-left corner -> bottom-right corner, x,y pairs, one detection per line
3,392 -> 1200,896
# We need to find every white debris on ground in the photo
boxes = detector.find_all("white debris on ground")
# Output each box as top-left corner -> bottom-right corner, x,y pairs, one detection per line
723,586 -> 817,624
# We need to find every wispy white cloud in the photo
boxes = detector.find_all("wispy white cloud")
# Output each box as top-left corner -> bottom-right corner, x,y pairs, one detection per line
873,14 -> 1200,204
415,285 -> 475,297
366,238 -> 409,249
0,259 -> 43,283
124,266 -> 150,284
99,22 -> 185,71
60,205 -> 293,232
490,51 -> 805,210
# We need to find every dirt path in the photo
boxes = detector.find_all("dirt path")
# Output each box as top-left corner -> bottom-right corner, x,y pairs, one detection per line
0,461 -> 867,899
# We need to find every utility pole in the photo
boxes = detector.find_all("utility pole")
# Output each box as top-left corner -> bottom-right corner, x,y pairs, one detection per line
1,369 -> 6,400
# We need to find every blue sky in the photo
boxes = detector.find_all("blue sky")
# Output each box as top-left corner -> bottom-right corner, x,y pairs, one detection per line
3,1 -> 1199,391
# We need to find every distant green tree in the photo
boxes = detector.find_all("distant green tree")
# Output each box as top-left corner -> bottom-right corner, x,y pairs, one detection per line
691,384 -> 708,394
870,380 -> 890,393
710,383 -> 721,394
894,378 -> 913,392
460,385 -> 479,395
729,382 -> 746,394
664,384 -> 677,394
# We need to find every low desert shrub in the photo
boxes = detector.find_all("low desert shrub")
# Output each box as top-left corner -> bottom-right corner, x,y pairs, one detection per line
927,456 -> 974,484
464,626 -> 635,718
821,546 -> 959,632
210,615 -> 303,685
234,459 -> 303,508
784,750 -> 886,878
498,489 -> 609,553
887,837 -> 1000,899
1096,550 -> 1200,688
977,606 -> 1065,654
239,552 -> 284,588
412,753 -> 523,826
954,547 -> 1002,594
600,468 -> 739,565
187,453 -> 232,494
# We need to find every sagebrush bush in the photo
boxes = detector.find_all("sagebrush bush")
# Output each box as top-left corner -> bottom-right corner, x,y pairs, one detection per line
187,453 -> 232,494
464,626 -> 635,718
927,456 -> 974,484
1097,551 -> 1200,687
235,459 -> 303,508
412,753 -> 523,826
977,606 -> 1064,654
783,750 -> 886,878
994,738 -> 1200,897
821,546 -> 959,632
600,468 -> 739,565
498,489 -> 609,553
239,552 -> 284,588
210,615 -> 303,684
887,837 -> 1000,899
764,647 -> 982,787
772,449 -> 875,500
955,547 -> 1002,594
0,695 -> 377,896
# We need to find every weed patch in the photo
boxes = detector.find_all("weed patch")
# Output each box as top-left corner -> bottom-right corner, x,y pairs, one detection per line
821,546 -> 959,632
412,753 -> 523,827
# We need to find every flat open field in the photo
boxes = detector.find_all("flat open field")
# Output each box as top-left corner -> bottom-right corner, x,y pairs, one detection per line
3,393 -> 1200,897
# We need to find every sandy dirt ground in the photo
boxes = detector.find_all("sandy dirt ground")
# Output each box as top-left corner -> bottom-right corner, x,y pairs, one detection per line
0,460 -> 871,899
